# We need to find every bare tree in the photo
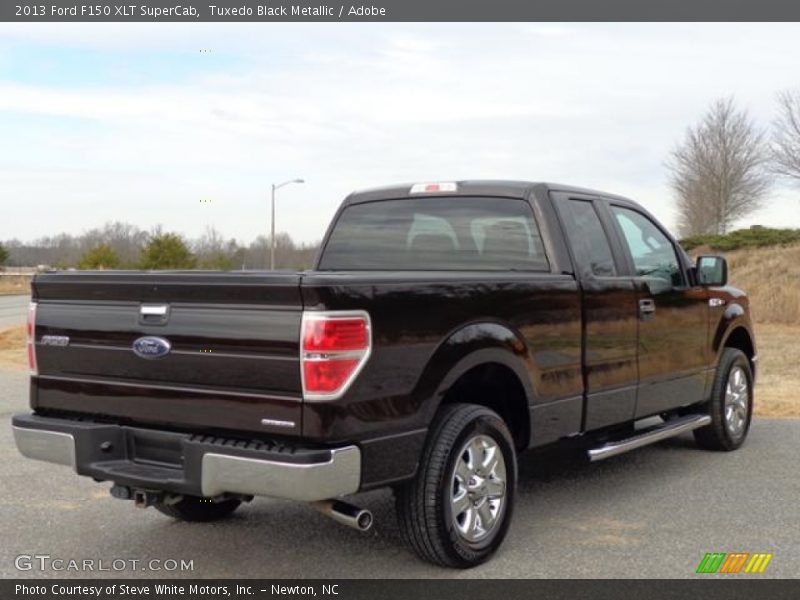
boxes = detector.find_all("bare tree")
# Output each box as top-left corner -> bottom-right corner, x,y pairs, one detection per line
80,221 -> 148,266
668,98 -> 771,236
771,89 -> 800,184
193,226 -> 243,270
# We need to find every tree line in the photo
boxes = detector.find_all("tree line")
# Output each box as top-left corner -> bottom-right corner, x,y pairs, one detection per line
668,91 -> 800,237
0,223 -> 320,271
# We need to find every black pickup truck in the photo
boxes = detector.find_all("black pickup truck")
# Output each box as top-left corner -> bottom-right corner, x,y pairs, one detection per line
13,181 -> 756,568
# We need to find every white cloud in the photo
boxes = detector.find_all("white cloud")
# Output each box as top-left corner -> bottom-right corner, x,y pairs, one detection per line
2,23 -> 800,243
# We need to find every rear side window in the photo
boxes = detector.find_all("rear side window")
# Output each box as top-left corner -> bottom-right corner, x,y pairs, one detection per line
561,199 -> 616,277
318,197 -> 549,271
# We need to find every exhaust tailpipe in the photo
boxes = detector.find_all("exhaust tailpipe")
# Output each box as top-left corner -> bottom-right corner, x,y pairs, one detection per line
311,500 -> 373,532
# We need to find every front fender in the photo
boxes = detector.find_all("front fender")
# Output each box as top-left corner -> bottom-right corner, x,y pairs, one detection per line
709,291 -> 756,379
713,301 -> 744,342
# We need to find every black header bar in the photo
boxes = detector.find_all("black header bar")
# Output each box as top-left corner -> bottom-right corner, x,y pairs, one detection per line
4,579 -> 800,600
3,0 -> 800,22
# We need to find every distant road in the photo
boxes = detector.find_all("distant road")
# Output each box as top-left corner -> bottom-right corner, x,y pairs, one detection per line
0,295 -> 29,328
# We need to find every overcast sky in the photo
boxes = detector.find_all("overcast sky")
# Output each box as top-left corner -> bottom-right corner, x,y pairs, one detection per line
2,22 -> 800,244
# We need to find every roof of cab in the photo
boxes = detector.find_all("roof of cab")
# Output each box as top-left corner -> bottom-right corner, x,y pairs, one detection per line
343,180 -> 635,205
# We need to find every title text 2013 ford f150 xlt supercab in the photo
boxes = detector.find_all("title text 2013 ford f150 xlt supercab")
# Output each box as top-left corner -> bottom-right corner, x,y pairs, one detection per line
13,181 -> 756,567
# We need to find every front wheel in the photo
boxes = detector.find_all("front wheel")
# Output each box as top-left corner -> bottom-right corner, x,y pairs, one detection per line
694,348 -> 753,451
395,403 -> 517,568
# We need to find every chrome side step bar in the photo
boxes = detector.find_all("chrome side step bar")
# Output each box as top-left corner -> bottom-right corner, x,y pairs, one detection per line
588,414 -> 711,462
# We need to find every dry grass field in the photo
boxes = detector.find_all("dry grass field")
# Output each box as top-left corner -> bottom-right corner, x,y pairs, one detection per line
0,245 -> 797,415
753,323 -> 800,417
723,244 -> 800,324
0,274 -> 32,296
0,325 -> 26,370
709,243 -> 800,416
708,244 -> 800,417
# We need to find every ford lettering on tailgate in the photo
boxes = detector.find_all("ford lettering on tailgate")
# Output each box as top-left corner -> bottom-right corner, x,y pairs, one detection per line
132,336 -> 171,359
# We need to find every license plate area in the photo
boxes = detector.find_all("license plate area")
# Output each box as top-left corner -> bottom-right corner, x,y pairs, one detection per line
129,428 -> 185,468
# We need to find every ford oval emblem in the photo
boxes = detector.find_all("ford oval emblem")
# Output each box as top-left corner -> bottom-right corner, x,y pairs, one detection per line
132,336 -> 171,359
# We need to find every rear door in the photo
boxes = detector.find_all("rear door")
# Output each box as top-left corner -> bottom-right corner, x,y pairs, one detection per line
603,203 -> 709,418
552,193 -> 640,431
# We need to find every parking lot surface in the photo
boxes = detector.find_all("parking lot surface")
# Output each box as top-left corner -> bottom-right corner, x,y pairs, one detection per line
0,294 -> 28,328
1,366 -> 797,578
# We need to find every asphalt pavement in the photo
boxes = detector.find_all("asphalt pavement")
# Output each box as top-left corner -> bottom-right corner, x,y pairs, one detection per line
0,294 -> 29,328
1,366 -> 797,579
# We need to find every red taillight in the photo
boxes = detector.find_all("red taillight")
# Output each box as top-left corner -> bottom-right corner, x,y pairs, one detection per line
27,302 -> 37,375
303,359 -> 360,393
301,312 -> 371,400
302,318 -> 368,352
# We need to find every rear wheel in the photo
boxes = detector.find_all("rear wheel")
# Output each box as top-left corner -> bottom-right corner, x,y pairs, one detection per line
694,348 -> 753,451
154,495 -> 241,522
395,403 -> 517,568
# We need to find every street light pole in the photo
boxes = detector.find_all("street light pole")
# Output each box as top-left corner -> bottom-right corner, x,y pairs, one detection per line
269,178 -> 304,270
270,183 -> 275,270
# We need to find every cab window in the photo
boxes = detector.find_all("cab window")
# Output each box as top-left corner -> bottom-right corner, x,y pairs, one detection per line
319,197 -> 549,271
611,206 -> 684,287
562,199 -> 616,277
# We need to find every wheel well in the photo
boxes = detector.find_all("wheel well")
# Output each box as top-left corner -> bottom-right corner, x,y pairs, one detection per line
440,362 -> 529,451
724,327 -> 755,369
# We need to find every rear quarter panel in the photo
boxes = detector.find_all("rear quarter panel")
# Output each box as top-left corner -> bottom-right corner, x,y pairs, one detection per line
300,271 -> 583,445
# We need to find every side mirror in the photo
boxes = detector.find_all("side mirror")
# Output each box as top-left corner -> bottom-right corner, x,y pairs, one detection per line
696,255 -> 727,286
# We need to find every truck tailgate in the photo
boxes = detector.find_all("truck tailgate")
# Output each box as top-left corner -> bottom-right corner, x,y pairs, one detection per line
31,271 -> 304,437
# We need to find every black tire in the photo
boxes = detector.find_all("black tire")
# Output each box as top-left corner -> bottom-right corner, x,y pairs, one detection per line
395,403 -> 517,568
694,348 -> 753,451
154,495 -> 241,522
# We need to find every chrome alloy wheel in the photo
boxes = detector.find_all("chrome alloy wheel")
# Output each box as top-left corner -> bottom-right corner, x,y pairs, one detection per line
724,366 -> 749,436
450,434 -> 507,543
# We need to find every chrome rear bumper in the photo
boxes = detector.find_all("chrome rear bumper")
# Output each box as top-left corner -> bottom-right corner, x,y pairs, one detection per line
12,414 -> 361,502
13,425 -> 77,469
200,447 -> 361,501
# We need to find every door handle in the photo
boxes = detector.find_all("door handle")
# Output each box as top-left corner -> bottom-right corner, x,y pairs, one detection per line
639,298 -> 656,320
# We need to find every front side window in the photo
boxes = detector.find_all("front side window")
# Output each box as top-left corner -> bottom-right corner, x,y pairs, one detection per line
319,197 -> 549,271
611,206 -> 683,287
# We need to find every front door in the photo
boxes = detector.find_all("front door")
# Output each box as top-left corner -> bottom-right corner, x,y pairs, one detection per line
553,194 -> 640,431
606,204 -> 709,418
